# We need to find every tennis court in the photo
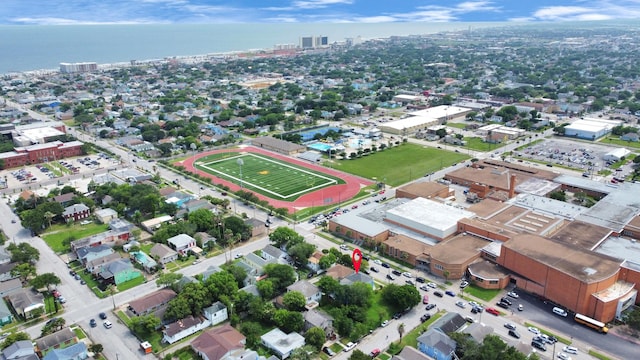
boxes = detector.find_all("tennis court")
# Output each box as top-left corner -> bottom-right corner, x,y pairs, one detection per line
195,152 -> 342,200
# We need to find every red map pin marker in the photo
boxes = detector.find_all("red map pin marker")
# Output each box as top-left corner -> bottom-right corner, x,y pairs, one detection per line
352,249 -> 362,273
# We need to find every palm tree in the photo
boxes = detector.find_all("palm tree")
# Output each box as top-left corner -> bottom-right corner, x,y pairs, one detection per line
397,322 -> 405,341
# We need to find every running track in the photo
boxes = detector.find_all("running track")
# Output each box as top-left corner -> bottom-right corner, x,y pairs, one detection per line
179,146 -> 374,213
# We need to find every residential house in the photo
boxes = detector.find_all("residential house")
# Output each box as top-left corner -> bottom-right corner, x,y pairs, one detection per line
86,253 -> 121,273
261,245 -> 289,264
0,278 -> 22,297
201,265 -> 224,281
162,315 -> 210,344
6,288 -> 45,319
70,220 -> 132,251
76,245 -> 114,265
462,322 -> 494,343
128,289 -> 177,317
430,313 -> 467,334
149,243 -> 178,265
416,329 -> 456,360
0,299 -> 14,326
621,132 -> 639,142
191,324 -> 246,360
240,253 -> 273,276
94,208 -> 118,224
42,342 -> 88,360
261,328 -> 305,359
164,191 -> 194,208
303,309 -> 333,337
0,340 -> 39,360
97,259 -> 141,285
339,272 -> 375,289
307,251 -> 324,274
244,218 -> 265,238
35,328 -> 77,358
286,281 -> 321,305
392,346 -> 432,360
167,234 -> 196,255
52,193 -> 75,207
203,301 -> 228,326
325,264 -> 354,280
62,204 -> 91,222
0,262 -> 18,282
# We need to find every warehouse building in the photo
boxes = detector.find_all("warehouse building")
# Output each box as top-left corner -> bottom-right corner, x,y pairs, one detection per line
378,105 -> 471,135
563,118 -> 622,140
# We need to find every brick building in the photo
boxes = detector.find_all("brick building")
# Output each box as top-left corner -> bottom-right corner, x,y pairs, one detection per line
0,141 -> 83,169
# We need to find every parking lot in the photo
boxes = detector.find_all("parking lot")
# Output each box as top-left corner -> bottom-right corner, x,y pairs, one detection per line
2,153 -> 119,190
514,138 -> 635,177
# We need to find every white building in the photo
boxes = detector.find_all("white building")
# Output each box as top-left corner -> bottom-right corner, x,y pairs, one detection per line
261,328 -> 305,359
385,197 -> 475,241
604,148 -> 631,162
563,118 -> 623,140
379,105 -> 471,135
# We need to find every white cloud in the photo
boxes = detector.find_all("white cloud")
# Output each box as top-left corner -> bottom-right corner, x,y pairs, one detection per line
531,1 -> 640,21
10,17 -> 160,25
292,0 -> 353,10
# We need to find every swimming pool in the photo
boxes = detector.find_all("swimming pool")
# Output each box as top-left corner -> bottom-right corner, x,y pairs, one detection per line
308,142 -> 333,152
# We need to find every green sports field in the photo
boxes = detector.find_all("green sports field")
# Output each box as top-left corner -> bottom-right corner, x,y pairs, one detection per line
194,152 -> 344,200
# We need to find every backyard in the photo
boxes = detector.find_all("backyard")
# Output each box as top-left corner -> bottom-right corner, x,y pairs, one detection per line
42,222 -> 109,253
330,143 -> 469,187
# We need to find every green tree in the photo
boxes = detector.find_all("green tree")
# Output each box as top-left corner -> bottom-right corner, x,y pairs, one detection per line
287,242 -> 316,266
7,243 -> 40,264
41,317 -> 66,336
290,345 -> 317,360
88,344 -> 104,355
263,263 -> 296,293
1,332 -> 30,349
381,284 -> 421,311
304,326 -> 326,350
239,321 -> 263,348
625,307 -> 640,335
316,275 -> 340,294
349,349 -> 371,360
319,253 -> 337,269
130,314 -> 161,335
30,273 -> 61,291
269,226 -> 304,249
257,279 -> 276,299
273,309 -> 304,333
11,263 -> 36,283
205,271 -> 239,302
283,291 -> 307,311
188,208 -> 214,232
155,272 -> 183,289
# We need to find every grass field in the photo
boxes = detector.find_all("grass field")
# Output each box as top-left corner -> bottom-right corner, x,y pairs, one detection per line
463,285 -> 500,302
194,152 -> 344,201
330,143 -> 469,187
601,135 -> 640,149
42,223 -> 109,253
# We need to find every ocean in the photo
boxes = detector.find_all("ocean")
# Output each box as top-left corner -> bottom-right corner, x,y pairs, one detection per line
0,22 -> 504,74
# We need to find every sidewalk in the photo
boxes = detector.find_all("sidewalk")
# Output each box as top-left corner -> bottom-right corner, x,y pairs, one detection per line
608,325 -> 640,345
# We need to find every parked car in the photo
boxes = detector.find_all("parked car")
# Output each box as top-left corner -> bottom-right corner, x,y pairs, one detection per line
504,323 -> 516,330
405,280 -> 415,286
370,267 -> 379,273
99,312 -> 107,320
386,274 -> 396,280
420,314 -> 431,323
445,290 -> 456,297
369,349 -> 381,357
420,284 -> 430,291
528,326 -> 541,335
557,353 -> 571,360
460,281 -> 469,289
416,277 -> 425,283
381,263 -> 390,268
562,346 -> 578,355
381,320 -> 389,327
323,347 -> 336,356
103,320 -> 113,329
427,282 -> 437,289
402,272 -> 412,278
496,301 -> 509,309
553,307 -> 568,317
434,291 -> 444,298
343,342 -> 356,352
391,270 -> 402,276
89,319 -> 97,328
507,291 -> 519,298
500,297 -> 512,306
531,341 -> 547,351
57,296 -> 66,304
464,316 -> 475,323
508,330 -> 521,339
425,303 -> 436,311
455,301 -> 466,308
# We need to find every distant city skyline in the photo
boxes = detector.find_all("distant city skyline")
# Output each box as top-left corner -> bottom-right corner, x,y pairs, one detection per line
4,0 -> 640,25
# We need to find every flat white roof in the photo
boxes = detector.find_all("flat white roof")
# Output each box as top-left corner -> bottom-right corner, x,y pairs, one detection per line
565,118 -> 623,132
386,197 -> 475,232
408,105 -> 470,119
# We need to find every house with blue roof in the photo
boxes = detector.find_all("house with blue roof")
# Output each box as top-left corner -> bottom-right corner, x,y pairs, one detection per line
42,342 -> 88,360
98,259 -> 141,285
76,245 -> 114,265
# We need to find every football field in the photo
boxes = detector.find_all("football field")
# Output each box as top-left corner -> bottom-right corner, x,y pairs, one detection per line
195,152 -> 343,200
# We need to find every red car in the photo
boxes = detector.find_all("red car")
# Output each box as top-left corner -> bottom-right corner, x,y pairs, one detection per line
51,290 -> 61,298
485,307 -> 500,316
370,349 -> 381,357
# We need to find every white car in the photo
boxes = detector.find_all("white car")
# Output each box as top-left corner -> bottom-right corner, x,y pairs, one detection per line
373,259 -> 382,265
234,253 -> 243,259
343,342 -> 356,352
557,353 -> 571,360
460,281 -> 469,289
507,291 -> 519,298
103,320 -> 113,329
419,284 -> 430,291
381,320 -> 389,327
339,244 -> 349,251
427,282 -> 437,289
402,272 -> 412,278
563,346 -> 578,355
527,326 -> 540,335
455,301 -> 466,308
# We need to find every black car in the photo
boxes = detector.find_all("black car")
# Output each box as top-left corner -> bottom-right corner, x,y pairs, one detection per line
370,267 -> 379,273
496,301 -> 510,309
508,330 -> 520,339
323,347 -> 336,356
420,314 -> 431,322
393,313 -> 402,320
416,277 -> 425,283
391,270 -> 402,276
89,319 -> 97,328
500,297 -> 512,306
531,341 -> 547,351
307,272 -> 314,278
434,291 -> 444,298
99,312 -> 107,320
425,303 -> 436,310
381,263 -> 390,268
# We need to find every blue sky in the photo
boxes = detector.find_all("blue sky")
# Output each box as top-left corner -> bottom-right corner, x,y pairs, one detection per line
4,0 -> 640,25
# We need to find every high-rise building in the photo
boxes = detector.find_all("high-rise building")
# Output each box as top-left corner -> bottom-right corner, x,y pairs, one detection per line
59,62 -> 98,73
300,36 -> 314,49
300,35 -> 329,49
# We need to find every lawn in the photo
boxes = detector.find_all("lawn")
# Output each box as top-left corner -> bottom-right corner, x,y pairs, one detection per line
117,276 -> 146,291
400,310 -> 444,348
462,137 -> 499,152
42,223 -> 109,253
192,152 -> 344,201
601,135 -> 640,149
330,143 -> 469,186
462,285 -> 500,302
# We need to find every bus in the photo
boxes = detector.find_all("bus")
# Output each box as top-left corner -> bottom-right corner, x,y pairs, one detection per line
574,313 -> 608,333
